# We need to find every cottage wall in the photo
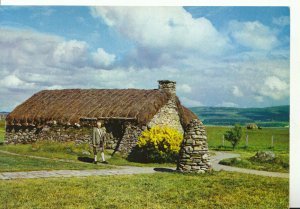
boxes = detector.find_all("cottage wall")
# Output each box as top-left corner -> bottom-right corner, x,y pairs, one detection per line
147,98 -> 184,133
4,122 -> 143,155
5,125 -> 91,144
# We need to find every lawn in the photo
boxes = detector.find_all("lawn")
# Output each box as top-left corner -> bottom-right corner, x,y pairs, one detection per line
0,152 -> 112,172
0,171 -> 288,209
0,141 -> 176,168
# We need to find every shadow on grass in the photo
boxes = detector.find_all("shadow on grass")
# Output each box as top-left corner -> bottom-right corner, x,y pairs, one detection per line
77,156 -> 94,163
153,168 -> 177,173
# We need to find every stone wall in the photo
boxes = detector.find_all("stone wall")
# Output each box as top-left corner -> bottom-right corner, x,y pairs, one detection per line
147,98 -> 184,133
177,119 -> 211,173
4,122 -> 143,155
117,123 -> 143,154
5,125 -> 92,144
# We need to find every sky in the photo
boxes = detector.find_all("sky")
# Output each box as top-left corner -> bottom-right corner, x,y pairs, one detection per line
0,6 -> 290,111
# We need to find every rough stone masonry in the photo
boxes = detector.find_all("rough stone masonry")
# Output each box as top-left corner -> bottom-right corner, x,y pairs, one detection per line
177,119 -> 211,173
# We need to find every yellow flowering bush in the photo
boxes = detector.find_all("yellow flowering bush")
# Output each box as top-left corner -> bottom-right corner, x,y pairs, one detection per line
128,126 -> 183,163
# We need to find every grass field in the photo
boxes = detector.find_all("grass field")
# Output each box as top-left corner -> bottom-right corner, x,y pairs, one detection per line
0,152 -> 111,172
206,126 -> 289,151
0,123 -> 289,172
0,141 -> 176,168
0,172 -> 288,209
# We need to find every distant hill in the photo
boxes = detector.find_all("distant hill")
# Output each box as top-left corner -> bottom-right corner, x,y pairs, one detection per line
0,112 -> 9,120
190,105 -> 289,127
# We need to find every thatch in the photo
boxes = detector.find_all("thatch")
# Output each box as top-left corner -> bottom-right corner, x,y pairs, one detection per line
7,89 -> 198,127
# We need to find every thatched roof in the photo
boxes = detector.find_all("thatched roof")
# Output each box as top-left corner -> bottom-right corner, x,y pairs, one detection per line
6,89 -> 198,127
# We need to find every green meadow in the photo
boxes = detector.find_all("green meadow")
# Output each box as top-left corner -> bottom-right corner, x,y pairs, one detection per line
206,126 -> 289,151
0,172 -> 288,209
0,121 -> 289,172
0,119 -> 289,208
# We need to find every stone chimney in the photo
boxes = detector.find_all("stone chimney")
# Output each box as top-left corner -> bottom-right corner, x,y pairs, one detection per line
158,80 -> 176,96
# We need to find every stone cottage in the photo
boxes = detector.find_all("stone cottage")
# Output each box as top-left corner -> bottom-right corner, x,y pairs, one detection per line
5,80 -> 211,172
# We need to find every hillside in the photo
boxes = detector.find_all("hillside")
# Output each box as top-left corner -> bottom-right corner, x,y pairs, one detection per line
190,105 -> 289,127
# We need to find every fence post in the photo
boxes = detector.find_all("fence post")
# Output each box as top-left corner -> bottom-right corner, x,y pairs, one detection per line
246,135 -> 248,147
271,135 -> 274,147
222,135 -> 224,146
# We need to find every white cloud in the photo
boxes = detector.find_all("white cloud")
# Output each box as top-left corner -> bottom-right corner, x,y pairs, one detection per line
272,16 -> 289,27
232,86 -> 243,97
0,74 -> 35,90
216,102 -> 239,107
178,84 -> 192,93
258,76 -> 289,100
92,48 -> 116,67
228,20 -> 278,51
90,7 -> 230,58
0,9 -> 289,111
180,97 -> 203,107
52,40 -> 88,66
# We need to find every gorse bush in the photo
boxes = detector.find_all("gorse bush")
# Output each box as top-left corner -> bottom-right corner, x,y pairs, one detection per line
128,126 -> 183,163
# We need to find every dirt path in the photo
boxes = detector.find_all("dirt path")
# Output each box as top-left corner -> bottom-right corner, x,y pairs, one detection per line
0,150 -> 289,180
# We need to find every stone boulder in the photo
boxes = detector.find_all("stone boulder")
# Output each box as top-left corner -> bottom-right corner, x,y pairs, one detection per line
251,151 -> 275,162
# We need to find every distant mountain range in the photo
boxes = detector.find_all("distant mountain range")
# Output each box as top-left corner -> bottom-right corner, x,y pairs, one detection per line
190,105 -> 289,127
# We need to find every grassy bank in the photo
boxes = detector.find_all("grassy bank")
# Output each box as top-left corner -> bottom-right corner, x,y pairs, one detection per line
0,171 -> 288,209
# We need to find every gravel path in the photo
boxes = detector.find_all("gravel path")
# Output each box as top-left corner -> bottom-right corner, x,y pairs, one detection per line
0,150 -> 289,180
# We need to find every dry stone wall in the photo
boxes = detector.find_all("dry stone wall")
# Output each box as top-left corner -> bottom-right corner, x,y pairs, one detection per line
5,123 -> 143,155
5,125 -> 92,144
117,123 -> 143,154
147,98 -> 184,133
177,119 -> 211,173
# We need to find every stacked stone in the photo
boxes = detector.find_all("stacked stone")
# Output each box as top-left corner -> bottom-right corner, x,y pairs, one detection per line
158,80 -> 176,96
177,119 -> 211,173
5,126 -> 91,145
118,123 -> 143,154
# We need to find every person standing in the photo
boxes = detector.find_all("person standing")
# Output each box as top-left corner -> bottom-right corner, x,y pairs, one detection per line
92,121 -> 108,164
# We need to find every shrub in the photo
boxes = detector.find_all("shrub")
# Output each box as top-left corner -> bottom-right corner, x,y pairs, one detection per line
128,126 -> 183,163
224,124 -> 242,150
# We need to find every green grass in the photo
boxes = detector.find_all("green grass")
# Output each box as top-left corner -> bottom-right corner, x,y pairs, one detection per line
0,141 -> 176,168
0,152 -> 111,172
108,150 -> 176,167
0,120 -> 4,143
0,125 -> 289,171
219,153 -> 289,173
206,126 -> 289,172
0,141 -> 93,160
206,126 -> 289,151
0,171 -> 288,209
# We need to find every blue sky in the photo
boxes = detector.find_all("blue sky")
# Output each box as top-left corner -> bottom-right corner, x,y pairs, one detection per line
0,6 -> 290,111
